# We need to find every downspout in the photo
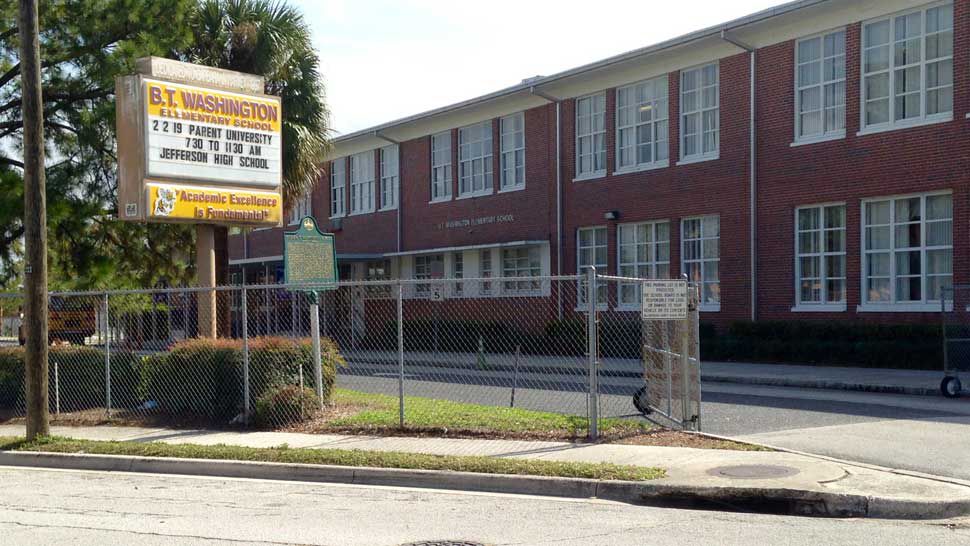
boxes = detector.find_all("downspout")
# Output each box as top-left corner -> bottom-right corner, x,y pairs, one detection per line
530,87 -> 563,319
721,30 -> 758,323
375,131 -> 402,254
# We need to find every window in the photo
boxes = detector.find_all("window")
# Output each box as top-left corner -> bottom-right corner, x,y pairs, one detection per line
349,150 -> 375,214
452,252 -> 464,297
365,260 -> 391,299
680,63 -> 719,161
431,131 -> 452,201
862,3 -> 952,130
414,254 -> 444,296
618,221 -> 670,306
575,93 -> 606,178
503,247 -> 541,294
796,30 -> 846,140
458,121 -> 493,197
616,77 -> 669,170
682,216 -> 720,307
288,193 -> 312,225
380,145 -> 399,210
577,227 -> 608,306
500,113 -> 525,190
480,249 -> 493,295
330,159 -> 345,218
795,205 -> 846,307
863,193 -> 951,307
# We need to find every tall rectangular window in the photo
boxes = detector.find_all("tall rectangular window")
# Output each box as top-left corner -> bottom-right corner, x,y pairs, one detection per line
451,252 -> 465,297
796,205 -> 846,306
288,193 -> 312,225
431,131 -> 452,201
577,227 -> 608,305
414,254 -> 444,296
618,221 -> 670,306
458,121 -> 493,197
680,63 -> 719,161
863,193 -> 951,306
682,216 -> 720,306
480,249 -> 493,295
503,247 -> 541,294
380,145 -> 399,210
616,77 -> 668,170
862,3 -> 952,129
796,30 -> 846,140
575,92 -> 606,177
500,113 -> 525,190
330,159 -> 345,218
349,150 -> 375,214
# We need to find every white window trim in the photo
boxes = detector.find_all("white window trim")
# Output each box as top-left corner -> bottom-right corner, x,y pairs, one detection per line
500,112 -> 526,191
458,121 -> 494,198
576,226 -> 609,311
430,131 -> 453,202
858,190 -> 953,311
678,61 -> 720,164
681,214 -> 720,312
858,2 -> 954,135
501,246 -> 545,297
793,202 -> 847,309
329,159 -> 346,219
575,92 -> 607,179
615,76 -> 670,173
793,28 -> 847,145
349,150 -> 376,216
616,220 -> 672,310
379,145 -> 399,212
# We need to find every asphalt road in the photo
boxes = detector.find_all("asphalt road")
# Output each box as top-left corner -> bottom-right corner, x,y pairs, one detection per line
1,466 -> 967,546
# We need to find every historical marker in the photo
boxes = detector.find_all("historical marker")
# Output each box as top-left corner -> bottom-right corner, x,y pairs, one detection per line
284,216 -> 337,290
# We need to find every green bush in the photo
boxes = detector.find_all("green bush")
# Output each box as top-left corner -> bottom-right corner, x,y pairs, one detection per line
254,384 -> 319,427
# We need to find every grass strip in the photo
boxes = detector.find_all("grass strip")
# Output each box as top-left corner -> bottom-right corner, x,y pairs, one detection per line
330,389 -> 652,437
0,436 -> 665,482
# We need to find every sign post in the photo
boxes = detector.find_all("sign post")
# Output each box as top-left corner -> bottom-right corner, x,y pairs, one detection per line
284,217 -> 337,410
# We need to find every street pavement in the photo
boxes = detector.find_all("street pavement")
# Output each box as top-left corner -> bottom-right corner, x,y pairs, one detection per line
1,466 -> 968,546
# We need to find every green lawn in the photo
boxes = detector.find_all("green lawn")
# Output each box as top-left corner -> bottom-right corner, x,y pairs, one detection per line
0,436 -> 665,481
328,389 -> 652,439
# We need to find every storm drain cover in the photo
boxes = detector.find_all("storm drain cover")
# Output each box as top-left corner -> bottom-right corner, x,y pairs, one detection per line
707,464 -> 800,479
402,542 -> 487,546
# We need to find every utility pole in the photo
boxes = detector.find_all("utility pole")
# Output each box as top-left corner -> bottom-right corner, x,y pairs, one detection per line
19,0 -> 49,440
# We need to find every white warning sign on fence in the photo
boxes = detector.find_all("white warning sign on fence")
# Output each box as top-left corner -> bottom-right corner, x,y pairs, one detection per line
641,280 -> 688,320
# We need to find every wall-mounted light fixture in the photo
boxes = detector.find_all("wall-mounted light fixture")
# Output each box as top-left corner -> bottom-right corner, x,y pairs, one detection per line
604,210 -> 619,221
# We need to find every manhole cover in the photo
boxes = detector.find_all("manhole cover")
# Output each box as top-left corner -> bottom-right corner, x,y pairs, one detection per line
707,464 -> 800,479
402,542 -> 487,546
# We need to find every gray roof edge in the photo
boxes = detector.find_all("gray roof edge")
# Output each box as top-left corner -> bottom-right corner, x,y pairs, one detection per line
333,0 -> 830,144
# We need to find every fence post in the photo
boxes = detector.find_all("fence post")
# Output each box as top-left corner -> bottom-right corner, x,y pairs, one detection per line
681,275 -> 691,430
310,291 -> 324,411
103,293 -> 111,417
586,266 -> 599,441
241,286 -> 251,424
397,281 -> 405,428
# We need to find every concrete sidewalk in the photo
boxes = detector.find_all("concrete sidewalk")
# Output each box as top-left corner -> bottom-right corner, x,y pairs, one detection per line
2,424 -> 969,519
702,361 -> 945,396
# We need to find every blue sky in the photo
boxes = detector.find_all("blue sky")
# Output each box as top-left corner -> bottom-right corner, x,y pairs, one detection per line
291,0 -> 783,135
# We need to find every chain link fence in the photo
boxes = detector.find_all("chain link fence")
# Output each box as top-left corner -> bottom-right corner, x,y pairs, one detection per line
941,285 -> 970,398
0,271 -> 702,437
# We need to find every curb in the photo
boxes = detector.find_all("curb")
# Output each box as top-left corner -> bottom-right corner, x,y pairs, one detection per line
3,450 -> 969,520
701,375 -> 938,397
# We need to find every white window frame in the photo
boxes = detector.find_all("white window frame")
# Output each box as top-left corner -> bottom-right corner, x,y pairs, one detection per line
480,249 -> 493,295
329,159 -> 346,218
430,131 -> 452,203
793,203 -> 847,311
617,221 -> 671,309
414,254 -> 444,297
575,92 -> 606,180
502,246 -> 542,296
615,76 -> 669,173
499,112 -> 525,191
288,193 -> 312,225
681,215 -> 720,311
380,145 -> 399,211
859,191 -> 952,312
794,29 -> 847,144
859,2 -> 953,135
679,62 -> 719,164
577,226 -> 608,308
349,150 -> 375,215
458,121 -> 493,198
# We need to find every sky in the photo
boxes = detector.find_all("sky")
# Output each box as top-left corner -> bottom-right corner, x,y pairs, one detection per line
291,0 -> 784,135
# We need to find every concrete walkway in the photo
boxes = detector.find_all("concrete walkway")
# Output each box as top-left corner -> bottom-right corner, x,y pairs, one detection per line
2,424 -> 970,519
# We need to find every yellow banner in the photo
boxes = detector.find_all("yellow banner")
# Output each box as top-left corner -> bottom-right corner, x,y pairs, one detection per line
145,79 -> 282,133
147,182 -> 282,226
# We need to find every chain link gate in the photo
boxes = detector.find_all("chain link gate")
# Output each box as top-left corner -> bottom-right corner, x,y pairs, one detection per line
941,285 -> 970,398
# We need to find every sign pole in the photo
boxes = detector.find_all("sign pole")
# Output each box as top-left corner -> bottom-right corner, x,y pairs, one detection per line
197,225 -> 218,338
309,290 -> 324,410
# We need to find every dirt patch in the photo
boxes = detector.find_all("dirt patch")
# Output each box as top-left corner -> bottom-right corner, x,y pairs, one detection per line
612,429 -> 770,451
